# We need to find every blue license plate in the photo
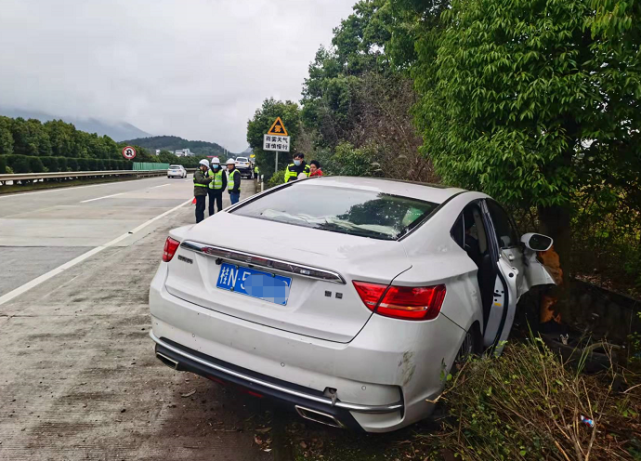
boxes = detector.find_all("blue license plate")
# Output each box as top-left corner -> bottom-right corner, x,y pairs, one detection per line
216,263 -> 292,306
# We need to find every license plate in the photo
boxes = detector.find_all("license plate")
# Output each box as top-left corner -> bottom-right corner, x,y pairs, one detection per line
216,263 -> 291,305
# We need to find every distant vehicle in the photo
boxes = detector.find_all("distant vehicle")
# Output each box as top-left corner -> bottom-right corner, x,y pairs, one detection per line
167,165 -> 187,179
234,157 -> 252,178
149,177 -> 556,433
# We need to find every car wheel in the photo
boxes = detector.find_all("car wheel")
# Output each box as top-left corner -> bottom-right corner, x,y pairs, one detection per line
454,323 -> 482,367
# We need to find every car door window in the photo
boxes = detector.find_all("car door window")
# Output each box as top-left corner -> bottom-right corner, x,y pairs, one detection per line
486,200 -> 519,249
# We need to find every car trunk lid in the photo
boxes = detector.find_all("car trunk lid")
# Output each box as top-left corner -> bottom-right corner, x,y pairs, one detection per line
164,213 -> 411,343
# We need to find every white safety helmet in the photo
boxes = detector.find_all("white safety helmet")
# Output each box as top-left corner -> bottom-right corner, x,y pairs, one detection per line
199,159 -> 210,168
226,158 -> 235,165
211,157 -> 220,165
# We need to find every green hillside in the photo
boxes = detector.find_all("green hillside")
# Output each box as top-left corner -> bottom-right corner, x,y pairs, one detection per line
124,135 -> 235,157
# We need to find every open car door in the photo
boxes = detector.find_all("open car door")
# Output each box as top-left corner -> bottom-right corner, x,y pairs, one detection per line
479,200 -> 555,355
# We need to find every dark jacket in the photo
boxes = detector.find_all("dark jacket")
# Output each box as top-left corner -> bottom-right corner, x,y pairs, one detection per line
193,169 -> 212,196
228,168 -> 241,193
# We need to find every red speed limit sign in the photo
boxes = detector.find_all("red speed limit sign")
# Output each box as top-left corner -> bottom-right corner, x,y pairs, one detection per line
122,146 -> 137,160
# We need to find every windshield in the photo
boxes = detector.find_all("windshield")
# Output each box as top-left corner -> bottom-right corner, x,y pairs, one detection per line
232,184 -> 439,240
169,165 -> 181,169
236,157 -> 248,163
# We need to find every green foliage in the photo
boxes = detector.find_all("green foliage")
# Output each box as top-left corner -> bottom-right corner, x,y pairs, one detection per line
40,156 -> 59,173
124,135 -> 229,158
5,155 -> 30,173
0,116 -> 14,155
319,142 -> 383,177
267,170 -> 286,189
440,341 -> 641,460
246,98 -> 303,179
0,155 -> 6,174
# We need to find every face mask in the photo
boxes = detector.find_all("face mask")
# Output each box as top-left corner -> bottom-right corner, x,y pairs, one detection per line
294,160 -> 301,166
213,165 -> 219,169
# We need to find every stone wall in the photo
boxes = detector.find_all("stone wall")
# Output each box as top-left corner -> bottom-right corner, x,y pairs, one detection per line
566,279 -> 641,344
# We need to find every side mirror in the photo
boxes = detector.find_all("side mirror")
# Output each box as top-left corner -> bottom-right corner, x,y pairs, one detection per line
521,233 -> 553,252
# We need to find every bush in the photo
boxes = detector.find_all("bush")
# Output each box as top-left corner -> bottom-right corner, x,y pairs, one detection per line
57,157 -> 67,171
6,155 -> 31,173
267,169 -> 286,188
28,157 -> 44,173
438,341 -> 641,460
41,157 -> 59,172
77,158 -> 90,171
66,158 -> 78,171
0,156 -> 6,174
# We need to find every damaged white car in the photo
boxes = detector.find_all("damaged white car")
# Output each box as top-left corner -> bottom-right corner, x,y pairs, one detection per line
149,177 -> 554,432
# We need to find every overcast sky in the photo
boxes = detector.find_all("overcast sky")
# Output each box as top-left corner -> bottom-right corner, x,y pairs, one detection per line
0,0 -> 354,151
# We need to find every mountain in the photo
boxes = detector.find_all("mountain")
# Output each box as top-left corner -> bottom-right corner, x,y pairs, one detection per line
124,135 -> 239,157
0,107 -> 150,141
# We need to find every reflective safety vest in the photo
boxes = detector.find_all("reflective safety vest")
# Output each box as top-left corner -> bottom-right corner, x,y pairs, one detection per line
208,169 -> 224,189
228,169 -> 241,192
254,166 -> 259,174
284,163 -> 310,182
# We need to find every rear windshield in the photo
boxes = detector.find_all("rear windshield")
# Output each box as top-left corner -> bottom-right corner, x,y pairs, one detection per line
232,184 -> 439,240
169,165 -> 181,169
236,157 -> 248,162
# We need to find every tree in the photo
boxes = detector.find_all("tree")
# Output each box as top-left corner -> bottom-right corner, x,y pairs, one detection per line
398,0 -> 641,272
0,116 -> 14,155
246,98 -> 303,179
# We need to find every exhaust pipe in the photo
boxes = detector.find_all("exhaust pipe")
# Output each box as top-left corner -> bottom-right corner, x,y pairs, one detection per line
295,405 -> 344,429
156,351 -> 179,370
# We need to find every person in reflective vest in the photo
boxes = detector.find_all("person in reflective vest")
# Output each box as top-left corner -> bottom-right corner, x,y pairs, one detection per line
226,158 -> 241,205
284,153 -> 311,182
207,158 -> 227,216
193,159 -> 212,223
253,165 -> 259,179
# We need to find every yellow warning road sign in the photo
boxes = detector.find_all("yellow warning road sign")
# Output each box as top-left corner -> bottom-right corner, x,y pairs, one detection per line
267,117 -> 288,136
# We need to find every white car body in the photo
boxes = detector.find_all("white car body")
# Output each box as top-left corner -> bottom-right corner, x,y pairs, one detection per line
167,165 -> 187,179
149,177 -> 554,432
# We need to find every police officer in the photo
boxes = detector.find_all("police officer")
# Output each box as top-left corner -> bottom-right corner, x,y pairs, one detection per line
226,158 -> 241,205
207,158 -> 227,216
284,153 -> 310,182
194,159 -> 212,223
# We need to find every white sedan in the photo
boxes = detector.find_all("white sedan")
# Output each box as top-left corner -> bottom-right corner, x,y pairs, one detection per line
149,177 -> 554,432
167,165 -> 187,179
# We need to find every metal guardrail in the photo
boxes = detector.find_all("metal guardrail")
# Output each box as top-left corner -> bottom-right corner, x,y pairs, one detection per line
0,170 -> 172,183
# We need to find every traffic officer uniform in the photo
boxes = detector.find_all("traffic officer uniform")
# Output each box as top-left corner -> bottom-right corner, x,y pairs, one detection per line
193,159 -> 212,223
226,158 -> 242,205
284,160 -> 310,182
207,159 -> 227,216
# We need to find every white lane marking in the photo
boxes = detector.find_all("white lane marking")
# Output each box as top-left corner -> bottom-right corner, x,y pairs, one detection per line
0,177 -> 166,200
80,192 -> 126,203
80,183 -> 172,202
0,198 -> 192,307
0,181 -> 126,199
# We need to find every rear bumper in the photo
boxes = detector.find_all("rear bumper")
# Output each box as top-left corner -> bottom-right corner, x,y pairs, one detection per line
152,332 -> 402,430
149,263 -> 465,432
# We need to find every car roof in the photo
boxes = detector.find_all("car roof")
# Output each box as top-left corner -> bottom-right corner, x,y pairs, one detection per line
296,176 -> 466,204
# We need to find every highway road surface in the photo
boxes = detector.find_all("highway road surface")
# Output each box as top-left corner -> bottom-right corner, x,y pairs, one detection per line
0,177 -> 280,461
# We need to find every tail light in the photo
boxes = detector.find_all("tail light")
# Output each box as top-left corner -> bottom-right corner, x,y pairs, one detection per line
353,281 -> 446,321
162,237 -> 180,262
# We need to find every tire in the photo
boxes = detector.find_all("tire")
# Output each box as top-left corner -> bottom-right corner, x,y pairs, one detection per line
454,323 -> 482,367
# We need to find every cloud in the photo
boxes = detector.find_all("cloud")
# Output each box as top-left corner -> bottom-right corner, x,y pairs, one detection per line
0,0 -> 354,151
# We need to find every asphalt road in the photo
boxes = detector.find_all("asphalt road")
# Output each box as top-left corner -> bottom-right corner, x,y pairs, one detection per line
0,177 -> 278,461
